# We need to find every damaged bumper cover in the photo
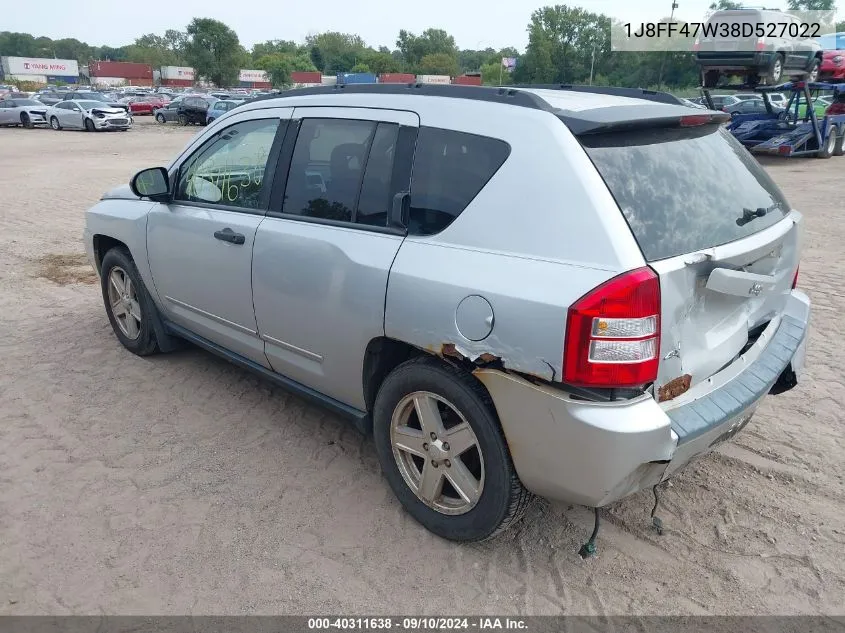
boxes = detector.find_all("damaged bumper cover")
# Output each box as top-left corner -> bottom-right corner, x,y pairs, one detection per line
475,290 -> 810,508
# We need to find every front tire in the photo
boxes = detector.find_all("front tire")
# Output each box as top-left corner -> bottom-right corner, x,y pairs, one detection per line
373,357 -> 531,542
50,116 -> 61,130
806,58 -> 820,83
21,113 -> 33,129
84,118 -> 96,132
100,248 -> 160,356
156,113 -> 166,124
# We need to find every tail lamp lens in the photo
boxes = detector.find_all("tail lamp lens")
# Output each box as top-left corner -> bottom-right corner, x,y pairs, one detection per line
563,268 -> 661,388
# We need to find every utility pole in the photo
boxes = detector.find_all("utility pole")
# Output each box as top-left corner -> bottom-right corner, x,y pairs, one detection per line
589,40 -> 597,85
657,0 -> 679,88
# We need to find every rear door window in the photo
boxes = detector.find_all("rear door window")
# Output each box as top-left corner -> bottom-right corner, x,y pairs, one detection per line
408,127 -> 510,235
582,125 -> 789,261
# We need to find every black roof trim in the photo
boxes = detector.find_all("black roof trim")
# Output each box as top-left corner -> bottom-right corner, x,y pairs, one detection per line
245,83 -> 554,111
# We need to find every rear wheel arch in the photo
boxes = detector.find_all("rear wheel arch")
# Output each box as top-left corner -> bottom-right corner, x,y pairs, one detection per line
362,337 -> 422,422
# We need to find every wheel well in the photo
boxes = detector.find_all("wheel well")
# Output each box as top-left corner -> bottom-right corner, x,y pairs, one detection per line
92,235 -> 128,274
362,338 -> 422,414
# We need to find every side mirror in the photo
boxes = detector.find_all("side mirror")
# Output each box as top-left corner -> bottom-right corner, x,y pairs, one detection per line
389,192 -> 410,232
131,167 -> 170,202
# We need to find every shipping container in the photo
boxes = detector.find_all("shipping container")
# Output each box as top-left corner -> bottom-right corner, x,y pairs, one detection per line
89,61 -> 153,80
92,77 -> 152,87
379,73 -> 416,84
321,75 -> 337,85
238,69 -> 268,83
291,71 -> 321,84
416,74 -> 451,85
337,72 -> 376,85
160,78 -> 193,87
2,56 -> 78,77
160,66 -> 195,81
452,75 -> 482,86
4,74 -> 78,85
239,81 -> 272,89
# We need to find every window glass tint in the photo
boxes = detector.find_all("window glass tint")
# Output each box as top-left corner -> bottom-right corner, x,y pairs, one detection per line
582,125 -> 789,261
175,118 -> 280,209
408,127 -> 510,235
356,123 -> 399,227
283,118 -> 376,222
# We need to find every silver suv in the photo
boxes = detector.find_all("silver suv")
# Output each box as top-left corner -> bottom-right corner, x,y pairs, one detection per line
84,85 -> 810,542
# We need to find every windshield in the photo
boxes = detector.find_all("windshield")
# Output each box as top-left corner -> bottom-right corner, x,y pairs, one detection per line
16,99 -> 42,106
83,93 -> 108,101
582,125 -> 789,261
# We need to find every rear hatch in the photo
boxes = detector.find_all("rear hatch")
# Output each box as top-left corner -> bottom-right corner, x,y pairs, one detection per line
580,121 -> 800,395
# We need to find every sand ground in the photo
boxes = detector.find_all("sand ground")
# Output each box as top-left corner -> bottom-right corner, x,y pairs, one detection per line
0,117 -> 843,615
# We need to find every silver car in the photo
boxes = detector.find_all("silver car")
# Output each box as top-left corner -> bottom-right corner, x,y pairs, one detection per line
83,85 -> 810,542
0,98 -> 49,128
47,99 -> 133,132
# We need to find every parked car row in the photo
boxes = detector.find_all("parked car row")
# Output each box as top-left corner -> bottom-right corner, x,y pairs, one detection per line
153,94 -> 248,125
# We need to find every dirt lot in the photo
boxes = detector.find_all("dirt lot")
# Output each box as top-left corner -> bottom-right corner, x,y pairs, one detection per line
0,117 -> 843,616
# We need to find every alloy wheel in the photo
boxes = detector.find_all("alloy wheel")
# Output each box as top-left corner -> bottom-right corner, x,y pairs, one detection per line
107,266 -> 142,340
390,391 -> 485,515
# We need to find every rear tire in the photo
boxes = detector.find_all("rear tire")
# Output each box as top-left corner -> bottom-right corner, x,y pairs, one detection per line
178,113 -> 188,126
373,356 -> 531,542
833,125 -> 845,156
100,248 -> 161,356
817,127 -> 837,159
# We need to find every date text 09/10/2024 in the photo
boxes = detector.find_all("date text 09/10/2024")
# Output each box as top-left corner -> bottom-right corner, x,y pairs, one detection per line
307,617 -> 528,630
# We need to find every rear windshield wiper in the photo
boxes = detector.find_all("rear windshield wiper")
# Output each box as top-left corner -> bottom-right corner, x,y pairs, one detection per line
736,203 -> 781,227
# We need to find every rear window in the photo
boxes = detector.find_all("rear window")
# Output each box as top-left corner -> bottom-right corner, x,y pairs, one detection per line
582,125 -> 789,261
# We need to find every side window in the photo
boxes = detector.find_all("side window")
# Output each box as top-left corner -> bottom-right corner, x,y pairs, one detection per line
282,118 -> 376,222
408,127 -> 510,236
175,118 -> 281,210
356,123 -> 399,227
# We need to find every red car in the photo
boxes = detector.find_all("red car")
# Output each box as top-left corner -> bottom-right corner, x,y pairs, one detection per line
819,50 -> 845,82
126,97 -> 167,115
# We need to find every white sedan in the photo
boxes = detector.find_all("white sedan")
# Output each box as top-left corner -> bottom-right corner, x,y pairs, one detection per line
46,99 -> 133,132
0,98 -> 49,128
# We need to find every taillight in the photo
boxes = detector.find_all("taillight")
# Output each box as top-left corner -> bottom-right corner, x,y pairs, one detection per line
755,38 -> 766,51
792,265 -> 799,289
563,268 -> 661,388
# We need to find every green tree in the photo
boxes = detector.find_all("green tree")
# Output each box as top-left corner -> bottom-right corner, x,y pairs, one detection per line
359,49 -> 403,74
417,52 -> 459,76
514,6 -> 609,85
786,0 -> 835,9
396,28 -> 458,69
305,32 -> 366,73
708,0 -> 742,10
255,51 -> 317,86
251,39 -> 299,61
185,18 -> 244,87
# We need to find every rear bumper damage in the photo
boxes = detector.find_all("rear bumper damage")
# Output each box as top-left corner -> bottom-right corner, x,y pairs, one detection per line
476,290 -> 810,507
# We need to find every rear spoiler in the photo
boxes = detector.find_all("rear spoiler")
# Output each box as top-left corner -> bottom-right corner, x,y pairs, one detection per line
558,104 -> 731,135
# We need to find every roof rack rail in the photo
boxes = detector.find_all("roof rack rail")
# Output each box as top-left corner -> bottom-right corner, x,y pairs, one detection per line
246,83 -> 553,111
509,84 -> 684,105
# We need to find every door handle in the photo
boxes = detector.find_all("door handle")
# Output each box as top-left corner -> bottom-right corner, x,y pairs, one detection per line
214,228 -> 245,245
